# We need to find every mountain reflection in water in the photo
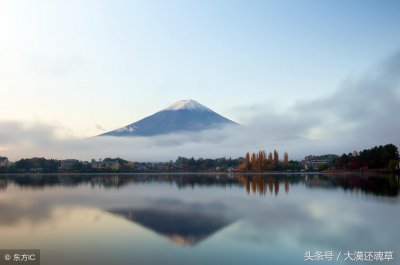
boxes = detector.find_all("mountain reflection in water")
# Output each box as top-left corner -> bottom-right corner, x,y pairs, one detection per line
0,173 -> 399,265
109,208 -> 232,247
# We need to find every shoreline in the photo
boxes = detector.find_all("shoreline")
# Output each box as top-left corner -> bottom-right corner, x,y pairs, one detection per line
0,171 -> 396,177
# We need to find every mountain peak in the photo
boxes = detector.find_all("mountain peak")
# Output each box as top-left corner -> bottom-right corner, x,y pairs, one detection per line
100,99 -> 238,137
164,99 -> 212,112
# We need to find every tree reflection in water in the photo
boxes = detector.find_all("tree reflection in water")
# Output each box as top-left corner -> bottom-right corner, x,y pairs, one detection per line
1,173 -> 399,197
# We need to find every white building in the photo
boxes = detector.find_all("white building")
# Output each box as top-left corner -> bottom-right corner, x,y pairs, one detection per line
91,159 -> 121,170
60,159 -> 81,171
0,156 -> 9,168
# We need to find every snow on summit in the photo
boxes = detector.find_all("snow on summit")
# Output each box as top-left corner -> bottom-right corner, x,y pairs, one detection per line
164,99 -> 212,112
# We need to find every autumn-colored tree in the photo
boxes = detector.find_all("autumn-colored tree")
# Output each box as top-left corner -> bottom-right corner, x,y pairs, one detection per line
268,152 -> 273,170
245,152 -> 250,170
262,150 -> 267,170
273,149 -> 279,167
251,153 -> 257,170
242,149 -> 274,172
284,152 -> 289,164
257,150 -> 265,171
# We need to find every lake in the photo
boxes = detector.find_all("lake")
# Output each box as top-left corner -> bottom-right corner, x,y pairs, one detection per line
0,173 -> 399,265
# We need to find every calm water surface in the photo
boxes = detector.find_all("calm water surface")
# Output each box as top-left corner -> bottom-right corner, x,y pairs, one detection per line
0,174 -> 399,265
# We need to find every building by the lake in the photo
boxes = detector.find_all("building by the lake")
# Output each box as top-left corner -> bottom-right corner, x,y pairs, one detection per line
91,159 -> 121,171
302,154 -> 338,170
0,156 -> 10,168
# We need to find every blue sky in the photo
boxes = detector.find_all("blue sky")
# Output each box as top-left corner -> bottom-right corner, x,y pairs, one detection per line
0,0 -> 399,160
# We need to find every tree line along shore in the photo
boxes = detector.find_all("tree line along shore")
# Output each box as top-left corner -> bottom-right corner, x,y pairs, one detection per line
0,144 -> 398,174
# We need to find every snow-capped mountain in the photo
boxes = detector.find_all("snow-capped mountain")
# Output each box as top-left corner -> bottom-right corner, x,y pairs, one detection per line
100,99 -> 238,137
